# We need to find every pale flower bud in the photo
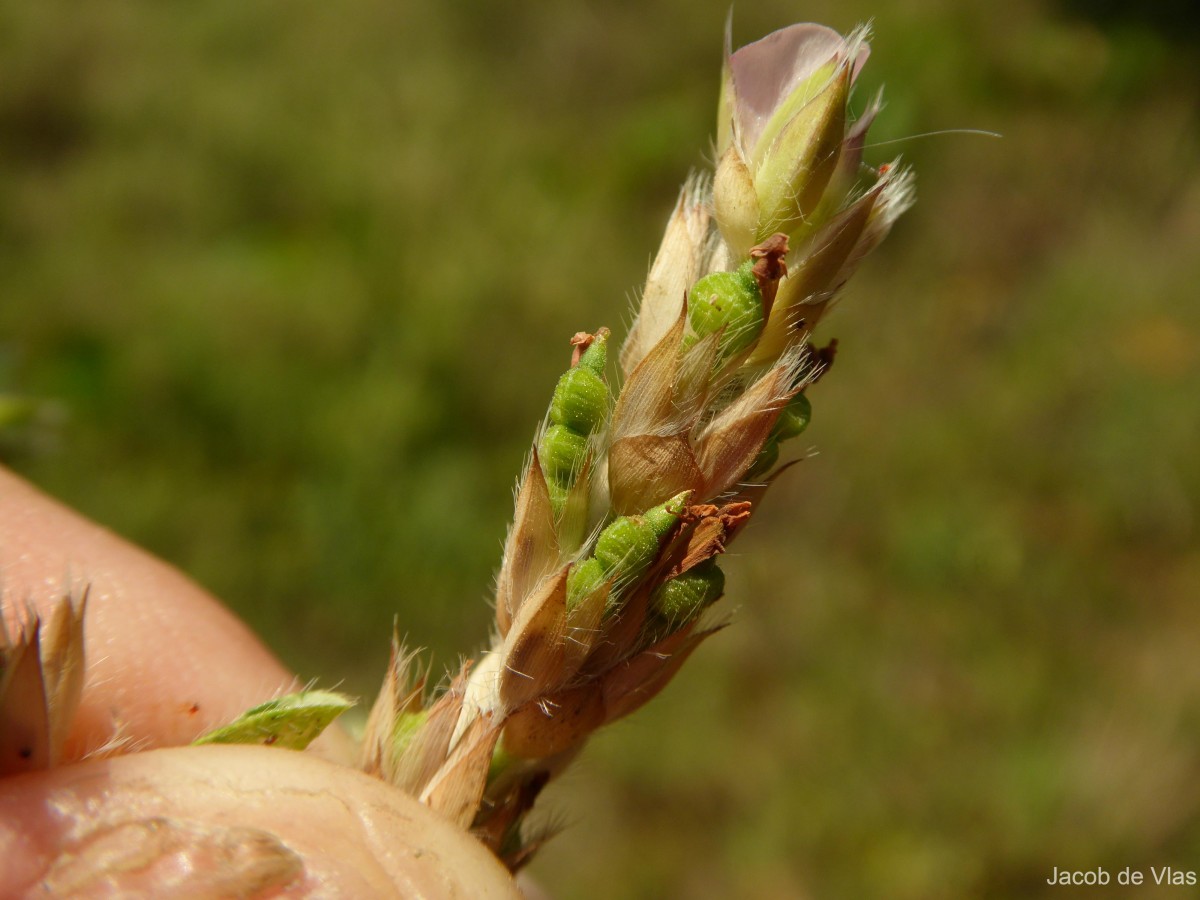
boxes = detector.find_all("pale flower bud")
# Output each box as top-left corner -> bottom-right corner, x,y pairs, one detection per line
715,23 -> 873,252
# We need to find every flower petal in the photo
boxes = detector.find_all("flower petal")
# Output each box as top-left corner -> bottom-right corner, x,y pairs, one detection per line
729,23 -> 846,156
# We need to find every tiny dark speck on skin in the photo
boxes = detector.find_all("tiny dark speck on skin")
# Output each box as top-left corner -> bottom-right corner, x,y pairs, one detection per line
19,747 -> 32,759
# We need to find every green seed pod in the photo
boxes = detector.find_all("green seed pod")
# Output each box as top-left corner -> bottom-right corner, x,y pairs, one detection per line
650,559 -> 726,625
566,557 -> 606,609
566,492 -> 690,619
687,263 -> 764,357
773,391 -> 812,441
536,330 -> 610,515
594,516 -> 659,576
549,366 -> 608,434
746,438 -> 780,479
576,329 -> 609,378
538,423 -> 588,483
593,492 -> 689,579
544,476 -> 569,513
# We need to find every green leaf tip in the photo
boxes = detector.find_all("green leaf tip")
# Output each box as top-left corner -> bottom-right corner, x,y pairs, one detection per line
192,689 -> 354,751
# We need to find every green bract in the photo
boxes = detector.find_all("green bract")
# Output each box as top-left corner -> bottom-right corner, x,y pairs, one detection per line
192,689 -> 353,751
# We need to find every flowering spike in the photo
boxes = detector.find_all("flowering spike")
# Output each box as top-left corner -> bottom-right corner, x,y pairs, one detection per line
361,19 -> 915,873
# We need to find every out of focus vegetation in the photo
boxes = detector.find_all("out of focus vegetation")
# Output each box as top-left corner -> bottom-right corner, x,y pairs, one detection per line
2,0 -> 1197,897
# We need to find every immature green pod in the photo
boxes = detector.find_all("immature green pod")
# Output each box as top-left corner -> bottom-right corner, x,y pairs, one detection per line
567,491 -> 690,613
539,423 -> 588,482
650,559 -> 726,626
773,391 -> 812,440
687,261 -> 764,357
594,516 -> 660,575
537,330 -> 611,515
566,557 -> 606,610
549,366 -> 608,433
747,390 -> 812,479
594,492 -> 688,579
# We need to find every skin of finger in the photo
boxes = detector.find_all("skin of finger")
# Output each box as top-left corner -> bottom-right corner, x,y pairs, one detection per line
0,744 -> 522,898
0,467 -> 354,764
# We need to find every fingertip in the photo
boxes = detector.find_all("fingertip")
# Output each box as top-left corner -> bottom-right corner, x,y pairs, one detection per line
0,745 -> 522,898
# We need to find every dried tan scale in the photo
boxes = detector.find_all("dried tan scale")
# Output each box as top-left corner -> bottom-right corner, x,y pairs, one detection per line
597,624 -> 721,724
611,310 -> 688,441
692,362 -> 797,497
497,569 -> 570,713
561,573 -> 608,673
0,618 -> 49,775
472,769 -> 552,864
673,330 -> 725,424
360,633 -> 427,780
494,448 -> 560,638
620,176 -> 713,377
390,663 -> 471,796
418,710 -> 503,831
0,591 -> 88,776
41,593 -> 88,763
501,685 -> 606,760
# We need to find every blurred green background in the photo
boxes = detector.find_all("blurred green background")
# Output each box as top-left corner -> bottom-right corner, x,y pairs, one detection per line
2,0 -> 1198,896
